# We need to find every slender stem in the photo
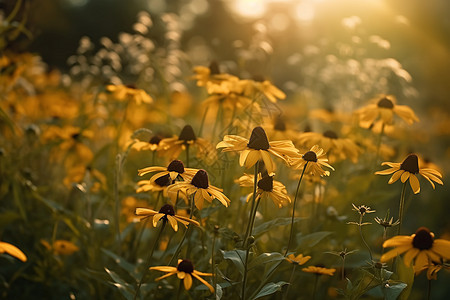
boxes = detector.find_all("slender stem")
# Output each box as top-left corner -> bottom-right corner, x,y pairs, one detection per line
312,274 -> 319,300
285,162 -> 308,256
241,243 -> 252,300
283,265 -> 297,300
397,182 -> 407,235
341,257 -> 346,281
176,279 -> 183,300
134,221 -> 166,300
168,193 -> 195,266
427,279 -> 432,300
359,215 -> 373,262
212,230 -> 217,300
185,144 -> 190,168
375,122 -> 385,163
114,154 -> 122,252
198,105 -> 209,137
243,162 -> 259,247
381,228 -> 387,256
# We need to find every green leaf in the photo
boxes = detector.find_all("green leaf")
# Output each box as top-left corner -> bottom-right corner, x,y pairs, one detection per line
384,281 -> 407,300
105,268 -> 134,300
396,257 -> 414,300
296,231 -> 333,248
248,252 -> 284,270
216,284 -> 223,300
251,281 -> 288,299
221,250 -> 246,275
102,249 -> 139,280
253,217 -> 304,236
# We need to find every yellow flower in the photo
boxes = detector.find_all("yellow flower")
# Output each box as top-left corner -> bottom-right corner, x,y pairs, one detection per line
150,259 -> 214,293
0,241 -> 27,262
138,160 -> 198,185
168,169 -> 230,210
297,130 -> 360,163
158,125 -> 215,161
286,253 -> 311,265
375,154 -> 443,194
135,204 -> 200,232
356,94 -> 419,128
236,172 -> 291,208
302,265 -> 336,276
381,227 -> 450,273
41,239 -> 79,256
216,126 -> 298,174
132,135 -> 163,152
241,76 -> 286,103
192,61 -> 235,87
106,84 -> 153,104
289,145 -> 334,177
262,115 -> 299,142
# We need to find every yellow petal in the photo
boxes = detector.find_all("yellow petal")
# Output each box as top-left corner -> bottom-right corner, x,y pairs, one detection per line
432,240 -> 450,259
0,242 -> 27,262
409,174 -> 420,194
400,171 -> 410,183
184,273 -> 193,290
403,248 -> 419,266
166,215 -> 179,232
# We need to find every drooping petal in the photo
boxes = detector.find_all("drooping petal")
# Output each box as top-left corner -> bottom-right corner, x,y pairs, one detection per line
192,272 -> 215,293
0,242 -> 27,262
380,245 -> 411,262
183,273 -> 193,290
152,213 -> 165,227
166,215 -> 179,231
403,248 -> 420,266
432,240 -> 450,259
400,171 -> 410,183
388,170 -> 404,184
409,174 -> 420,194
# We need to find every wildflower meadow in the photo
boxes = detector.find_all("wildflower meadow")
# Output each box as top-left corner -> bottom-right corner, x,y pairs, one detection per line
1,0 -> 450,299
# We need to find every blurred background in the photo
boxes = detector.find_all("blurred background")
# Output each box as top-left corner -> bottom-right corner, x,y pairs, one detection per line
4,0 -> 450,108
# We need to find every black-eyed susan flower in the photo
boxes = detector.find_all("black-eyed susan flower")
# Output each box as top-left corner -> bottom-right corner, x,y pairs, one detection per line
135,204 -> 200,232
381,227 -> 450,272
262,115 -> 299,142
0,241 -> 27,262
192,61 -> 235,87
106,84 -> 153,105
375,154 -> 443,194
286,253 -> 311,265
158,125 -> 215,162
352,203 -> 376,217
216,126 -> 298,174
302,265 -> 336,276
150,259 -> 214,293
168,170 -> 230,210
132,135 -> 163,152
138,160 -> 198,184
289,145 -> 334,177
356,94 -> 419,128
236,172 -> 291,208
297,130 -> 360,163
241,76 -> 286,103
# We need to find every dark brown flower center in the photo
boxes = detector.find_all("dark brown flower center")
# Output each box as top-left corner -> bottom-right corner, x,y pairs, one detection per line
178,125 -> 196,142
125,84 -> 137,89
323,130 -> 338,139
209,61 -> 220,75
149,135 -> 162,145
154,174 -> 172,187
252,74 -> 265,82
177,259 -> 194,273
71,133 -> 81,140
359,207 -> 367,214
167,160 -> 185,174
247,126 -> 270,150
377,97 -> 394,109
412,227 -> 434,250
191,169 -> 209,189
159,204 -> 175,216
400,154 -> 419,174
257,175 -> 273,192
274,116 -> 286,131
303,151 -> 318,162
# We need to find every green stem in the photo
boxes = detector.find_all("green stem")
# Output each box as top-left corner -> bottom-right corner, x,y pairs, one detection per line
375,122 -> 385,163
134,221 -> 166,300
114,154 -> 122,252
168,193 -> 195,266
427,279 -> 432,300
312,274 -> 319,300
283,265 -> 297,300
212,230 -> 217,300
341,257 -> 346,281
198,105 -> 209,137
243,161 -> 260,248
397,182 -> 407,235
285,162 -> 308,256
241,243 -> 252,300
359,215 -> 373,262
